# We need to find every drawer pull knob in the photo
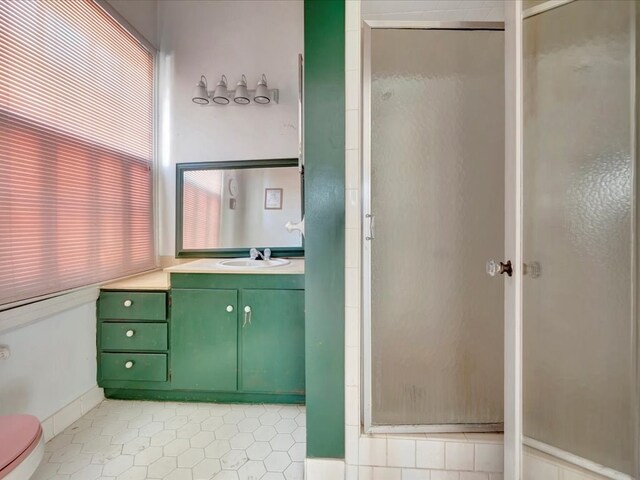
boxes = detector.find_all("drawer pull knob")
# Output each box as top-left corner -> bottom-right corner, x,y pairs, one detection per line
126,330 -> 135,337
125,361 -> 134,369
226,305 -> 234,313
123,300 -> 133,307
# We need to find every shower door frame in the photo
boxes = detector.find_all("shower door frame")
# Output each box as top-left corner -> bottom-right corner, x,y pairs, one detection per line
361,19 -> 506,435
506,1 -> 640,479
504,2 -> 522,478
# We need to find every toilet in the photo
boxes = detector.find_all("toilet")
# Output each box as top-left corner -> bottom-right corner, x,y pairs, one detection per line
0,415 -> 44,479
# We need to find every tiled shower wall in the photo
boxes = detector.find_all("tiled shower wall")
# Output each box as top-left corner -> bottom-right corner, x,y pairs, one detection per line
523,448 -> 610,480
343,1 -> 504,478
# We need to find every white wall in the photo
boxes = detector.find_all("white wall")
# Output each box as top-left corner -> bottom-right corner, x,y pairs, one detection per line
107,0 -> 158,47
361,0 -> 504,21
0,303 -> 97,422
157,0 -> 303,256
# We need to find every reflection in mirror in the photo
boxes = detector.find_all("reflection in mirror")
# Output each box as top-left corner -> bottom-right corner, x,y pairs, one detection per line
180,163 -> 302,253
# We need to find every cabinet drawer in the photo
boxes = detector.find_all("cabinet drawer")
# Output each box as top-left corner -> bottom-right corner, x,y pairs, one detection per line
101,353 -> 167,382
99,292 -> 166,320
101,323 -> 167,351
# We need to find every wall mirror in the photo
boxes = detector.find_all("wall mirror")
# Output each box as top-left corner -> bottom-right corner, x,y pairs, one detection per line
176,159 -> 303,257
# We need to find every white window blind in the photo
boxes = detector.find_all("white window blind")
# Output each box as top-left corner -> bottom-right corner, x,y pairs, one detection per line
0,0 -> 155,307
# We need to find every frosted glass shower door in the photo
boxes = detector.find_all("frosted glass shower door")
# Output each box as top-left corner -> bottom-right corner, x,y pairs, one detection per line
364,27 -> 505,430
522,0 -> 638,478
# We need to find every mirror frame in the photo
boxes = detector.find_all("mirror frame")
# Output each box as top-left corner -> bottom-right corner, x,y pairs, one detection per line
175,158 -> 304,258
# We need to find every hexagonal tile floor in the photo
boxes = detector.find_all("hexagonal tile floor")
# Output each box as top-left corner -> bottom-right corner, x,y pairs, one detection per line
33,400 -> 306,480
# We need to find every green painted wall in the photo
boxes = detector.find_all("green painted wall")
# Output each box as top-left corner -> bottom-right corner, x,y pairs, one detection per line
304,0 -> 346,459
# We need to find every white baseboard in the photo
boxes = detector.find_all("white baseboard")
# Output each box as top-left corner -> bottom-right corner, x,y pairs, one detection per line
40,385 -> 104,442
305,458 -> 346,480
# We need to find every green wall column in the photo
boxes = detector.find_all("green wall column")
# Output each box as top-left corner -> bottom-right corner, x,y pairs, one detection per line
304,0 -> 346,459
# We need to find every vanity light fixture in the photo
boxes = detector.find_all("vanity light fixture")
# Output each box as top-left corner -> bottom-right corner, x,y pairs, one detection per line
192,75 -> 209,105
254,74 -> 270,104
212,75 -> 230,105
234,75 -> 250,105
191,73 -> 279,106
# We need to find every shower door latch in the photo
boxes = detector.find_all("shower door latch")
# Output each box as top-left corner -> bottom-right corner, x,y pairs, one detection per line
365,213 -> 375,240
486,259 -> 512,277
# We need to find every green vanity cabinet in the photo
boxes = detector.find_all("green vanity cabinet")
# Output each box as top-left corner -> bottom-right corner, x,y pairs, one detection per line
97,289 -> 169,390
240,289 -> 305,394
99,273 -> 304,403
169,273 -> 305,402
170,289 -> 238,391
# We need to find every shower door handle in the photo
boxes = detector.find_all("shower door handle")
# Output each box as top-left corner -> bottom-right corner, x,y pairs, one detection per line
365,213 -> 375,240
486,259 -> 512,277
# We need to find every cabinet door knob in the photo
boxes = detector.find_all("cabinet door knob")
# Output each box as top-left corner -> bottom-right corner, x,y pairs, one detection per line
226,305 -> 234,313
125,361 -> 134,369
123,299 -> 133,307
244,306 -> 251,313
126,330 -> 135,337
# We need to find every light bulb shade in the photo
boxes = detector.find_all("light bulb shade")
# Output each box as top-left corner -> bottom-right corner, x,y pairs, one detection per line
254,74 -> 270,104
192,76 -> 209,104
234,74 -> 250,104
212,75 -> 229,105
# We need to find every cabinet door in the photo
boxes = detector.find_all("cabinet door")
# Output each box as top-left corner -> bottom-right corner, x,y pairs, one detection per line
240,289 -> 305,394
171,289 -> 237,391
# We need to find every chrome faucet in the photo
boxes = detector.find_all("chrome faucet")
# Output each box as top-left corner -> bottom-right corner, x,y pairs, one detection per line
249,248 -> 271,261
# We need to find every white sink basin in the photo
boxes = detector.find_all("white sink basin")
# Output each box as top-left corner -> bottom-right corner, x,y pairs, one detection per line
217,258 -> 291,269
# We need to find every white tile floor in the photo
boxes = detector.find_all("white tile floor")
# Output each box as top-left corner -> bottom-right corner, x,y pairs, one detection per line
33,400 -> 306,480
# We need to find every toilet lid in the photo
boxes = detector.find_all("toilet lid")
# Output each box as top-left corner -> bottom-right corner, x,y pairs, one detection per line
0,415 -> 42,472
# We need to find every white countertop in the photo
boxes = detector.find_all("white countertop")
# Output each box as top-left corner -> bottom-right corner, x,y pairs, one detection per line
101,270 -> 170,291
164,258 -> 305,275
100,259 -> 305,291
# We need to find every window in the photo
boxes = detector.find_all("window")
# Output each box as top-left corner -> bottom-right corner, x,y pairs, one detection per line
0,0 -> 155,307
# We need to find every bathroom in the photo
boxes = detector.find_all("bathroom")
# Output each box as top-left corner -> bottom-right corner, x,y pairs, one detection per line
0,0 -> 637,479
